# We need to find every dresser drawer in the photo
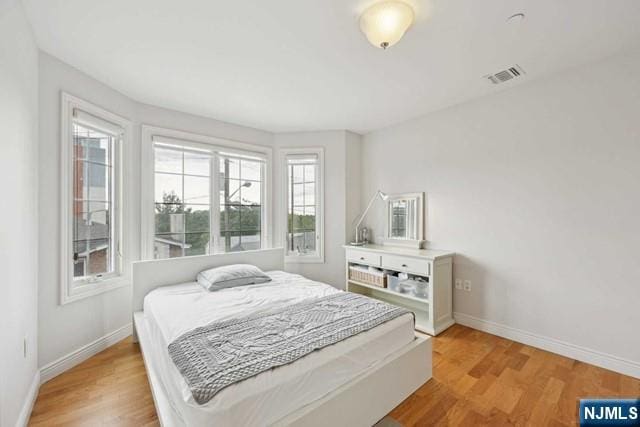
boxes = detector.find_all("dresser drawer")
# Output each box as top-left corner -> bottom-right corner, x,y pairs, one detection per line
346,249 -> 381,266
382,254 -> 430,275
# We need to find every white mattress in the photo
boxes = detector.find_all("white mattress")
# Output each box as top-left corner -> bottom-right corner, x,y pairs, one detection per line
142,271 -> 415,426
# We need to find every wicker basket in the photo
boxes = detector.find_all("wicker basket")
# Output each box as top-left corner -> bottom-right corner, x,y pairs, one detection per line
349,266 -> 387,288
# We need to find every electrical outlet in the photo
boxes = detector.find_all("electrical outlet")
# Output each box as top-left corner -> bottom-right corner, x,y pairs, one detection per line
455,279 -> 462,290
463,280 -> 472,292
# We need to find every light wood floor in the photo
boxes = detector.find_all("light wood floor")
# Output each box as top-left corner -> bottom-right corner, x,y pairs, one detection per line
29,324 -> 640,426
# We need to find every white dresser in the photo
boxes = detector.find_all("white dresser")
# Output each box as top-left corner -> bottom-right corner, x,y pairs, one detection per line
344,244 -> 455,336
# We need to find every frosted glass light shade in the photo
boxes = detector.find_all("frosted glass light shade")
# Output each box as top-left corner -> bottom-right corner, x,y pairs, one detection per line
359,1 -> 415,49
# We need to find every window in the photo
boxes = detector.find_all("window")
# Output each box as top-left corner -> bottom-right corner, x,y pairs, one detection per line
154,143 -> 212,258
283,148 -> 324,263
143,127 -> 270,259
219,155 -> 264,252
61,93 -> 131,304
72,123 -> 116,278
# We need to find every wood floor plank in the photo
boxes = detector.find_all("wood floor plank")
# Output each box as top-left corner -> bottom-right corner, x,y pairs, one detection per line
29,325 -> 640,426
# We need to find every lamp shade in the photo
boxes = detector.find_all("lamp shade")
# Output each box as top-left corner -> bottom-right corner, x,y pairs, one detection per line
359,1 -> 415,49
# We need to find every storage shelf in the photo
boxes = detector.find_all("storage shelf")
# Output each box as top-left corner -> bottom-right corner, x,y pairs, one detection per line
345,245 -> 454,336
348,279 -> 429,305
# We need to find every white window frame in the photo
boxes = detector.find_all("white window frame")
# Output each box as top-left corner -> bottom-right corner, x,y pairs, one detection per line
60,93 -> 133,304
280,147 -> 325,264
140,125 -> 273,259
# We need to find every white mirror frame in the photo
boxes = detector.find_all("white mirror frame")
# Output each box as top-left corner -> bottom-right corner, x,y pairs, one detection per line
384,192 -> 425,249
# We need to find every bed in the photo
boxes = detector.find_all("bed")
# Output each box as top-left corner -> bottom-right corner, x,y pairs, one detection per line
132,248 -> 432,426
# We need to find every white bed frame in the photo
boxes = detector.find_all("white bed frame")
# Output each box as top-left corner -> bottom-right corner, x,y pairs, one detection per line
132,248 -> 432,427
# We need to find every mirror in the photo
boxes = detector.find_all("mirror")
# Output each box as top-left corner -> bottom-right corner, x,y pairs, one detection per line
385,192 -> 424,248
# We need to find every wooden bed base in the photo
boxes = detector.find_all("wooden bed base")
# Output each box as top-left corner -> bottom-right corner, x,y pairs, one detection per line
132,248 -> 432,426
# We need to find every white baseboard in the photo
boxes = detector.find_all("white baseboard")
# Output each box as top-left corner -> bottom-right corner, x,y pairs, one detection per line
16,370 -> 40,427
39,323 -> 132,384
454,312 -> 640,379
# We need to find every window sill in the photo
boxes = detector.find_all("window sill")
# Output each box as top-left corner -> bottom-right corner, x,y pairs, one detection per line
285,255 -> 325,264
61,276 -> 131,305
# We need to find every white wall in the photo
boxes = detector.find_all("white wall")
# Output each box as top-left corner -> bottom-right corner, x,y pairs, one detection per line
0,1 -> 39,425
345,131 -> 362,244
37,52 -> 275,369
361,49 -> 640,375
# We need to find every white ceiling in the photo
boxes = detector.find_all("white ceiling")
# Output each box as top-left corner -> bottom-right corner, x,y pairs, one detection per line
23,0 -> 640,133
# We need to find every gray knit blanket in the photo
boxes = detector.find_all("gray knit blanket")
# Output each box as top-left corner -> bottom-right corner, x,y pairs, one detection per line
168,292 -> 411,404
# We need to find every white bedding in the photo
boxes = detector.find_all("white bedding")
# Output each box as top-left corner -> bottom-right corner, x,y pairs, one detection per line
143,271 -> 415,426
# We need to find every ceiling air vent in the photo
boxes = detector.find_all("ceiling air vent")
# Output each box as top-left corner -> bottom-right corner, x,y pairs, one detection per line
485,65 -> 525,84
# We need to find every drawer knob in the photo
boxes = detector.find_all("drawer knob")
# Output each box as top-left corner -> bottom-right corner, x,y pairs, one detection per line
402,264 -> 408,267
360,257 -> 365,260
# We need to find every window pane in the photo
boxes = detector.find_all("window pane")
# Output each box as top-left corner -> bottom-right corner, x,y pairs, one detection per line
293,183 -> 304,205
240,231 -> 261,251
304,164 -> 315,182
184,175 -> 210,205
289,231 -> 305,253
297,209 -> 315,232
88,216 -> 110,241
184,150 -> 210,176
154,147 -> 182,174
72,122 -> 115,278
290,206 -> 305,230
228,234 -> 242,252
220,205 -> 240,231
155,173 -> 182,203
155,210 -> 184,234
286,155 -> 319,256
304,183 -> 315,205
73,158 -> 87,200
304,206 -> 316,220
220,157 -> 240,180
154,234 -> 185,259
185,205 -> 210,233
241,159 -> 261,181
86,239 -> 110,275
304,231 -> 316,252
88,162 -> 110,201
240,206 -> 261,230
74,124 -> 111,165
74,257 -> 86,277
74,201 -> 110,229
220,179 -> 241,204
87,202 -> 110,228
292,164 -> 304,184
185,232 -> 209,256
241,181 -> 261,206
219,231 -> 241,252
73,241 -> 88,277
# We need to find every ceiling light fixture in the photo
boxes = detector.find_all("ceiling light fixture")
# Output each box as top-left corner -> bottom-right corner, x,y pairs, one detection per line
359,1 -> 415,50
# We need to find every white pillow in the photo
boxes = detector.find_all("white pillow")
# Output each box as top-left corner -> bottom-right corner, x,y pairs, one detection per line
196,264 -> 271,291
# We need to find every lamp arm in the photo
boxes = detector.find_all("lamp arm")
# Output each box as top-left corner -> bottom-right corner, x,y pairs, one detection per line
352,190 -> 384,243
355,191 -> 382,229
